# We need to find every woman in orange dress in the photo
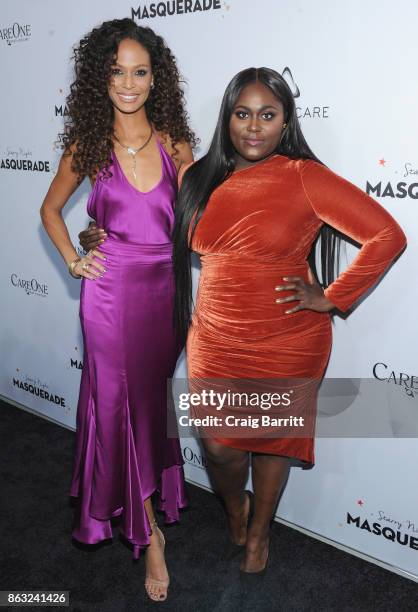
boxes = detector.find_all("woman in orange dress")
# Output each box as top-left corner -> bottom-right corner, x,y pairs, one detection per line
173,67 -> 407,575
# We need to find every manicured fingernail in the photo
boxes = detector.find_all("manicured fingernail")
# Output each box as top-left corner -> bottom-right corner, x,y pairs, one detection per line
275,299 -> 281,303
275,286 -> 280,290
283,277 -> 289,280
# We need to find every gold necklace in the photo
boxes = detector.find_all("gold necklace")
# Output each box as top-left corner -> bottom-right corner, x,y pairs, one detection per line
113,128 -> 153,180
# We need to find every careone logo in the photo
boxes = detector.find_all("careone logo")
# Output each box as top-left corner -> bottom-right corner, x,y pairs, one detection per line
11,273 -> 48,297
182,445 -> 207,469
1,147 -> 50,173
13,371 -> 66,407
282,67 -> 329,120
346,501 -> 418,551
0,22 -> 31,46
366,158 -> 418,200
132,0 -> 222,20
373,362 -> 418,400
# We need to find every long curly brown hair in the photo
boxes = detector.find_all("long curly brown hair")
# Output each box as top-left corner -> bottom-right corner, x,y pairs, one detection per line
62,18 -> 197,181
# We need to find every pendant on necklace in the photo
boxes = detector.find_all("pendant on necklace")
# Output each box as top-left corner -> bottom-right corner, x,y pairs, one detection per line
127,148 -> 138,180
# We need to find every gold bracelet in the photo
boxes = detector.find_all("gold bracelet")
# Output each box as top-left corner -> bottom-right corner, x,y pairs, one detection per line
68,257 -> 82,279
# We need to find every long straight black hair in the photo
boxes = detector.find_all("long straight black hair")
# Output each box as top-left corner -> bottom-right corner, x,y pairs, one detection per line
173,67 -> 341,346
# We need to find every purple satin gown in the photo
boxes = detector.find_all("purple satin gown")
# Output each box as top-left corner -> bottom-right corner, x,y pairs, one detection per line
69,137 -> 188,558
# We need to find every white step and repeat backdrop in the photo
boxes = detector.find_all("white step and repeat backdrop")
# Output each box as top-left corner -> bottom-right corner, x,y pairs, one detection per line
1,0 -> 417,580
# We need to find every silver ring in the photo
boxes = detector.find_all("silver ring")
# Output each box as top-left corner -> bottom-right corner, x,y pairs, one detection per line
82,263 -> 89,271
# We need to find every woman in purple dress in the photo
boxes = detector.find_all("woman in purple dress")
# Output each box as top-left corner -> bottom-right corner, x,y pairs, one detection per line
40,18 -> 194,602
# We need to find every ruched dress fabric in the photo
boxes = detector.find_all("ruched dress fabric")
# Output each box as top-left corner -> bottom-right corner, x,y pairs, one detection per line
187,155 -> 407,465
69,138 -> 188,558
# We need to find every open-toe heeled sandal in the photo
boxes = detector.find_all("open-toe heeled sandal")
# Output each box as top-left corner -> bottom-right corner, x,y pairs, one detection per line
144,519 -> 170,602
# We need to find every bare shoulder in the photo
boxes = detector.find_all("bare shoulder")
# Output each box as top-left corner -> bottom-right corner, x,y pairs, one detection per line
59,141 -> 98,186
56,143 -> 81,182
40,143 -> 82,214
156,131 -> 194,171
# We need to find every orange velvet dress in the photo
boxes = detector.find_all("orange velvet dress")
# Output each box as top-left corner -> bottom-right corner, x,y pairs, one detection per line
186,155 -> 406,466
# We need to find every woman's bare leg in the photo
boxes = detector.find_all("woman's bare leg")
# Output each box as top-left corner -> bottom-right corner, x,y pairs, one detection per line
240,454 -> 290,572
144,497 -> 169,601
201,438 -> 250,544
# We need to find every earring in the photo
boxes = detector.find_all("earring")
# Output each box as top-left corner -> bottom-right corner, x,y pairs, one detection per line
151,79 -> 154,89
282,122 -> 287,129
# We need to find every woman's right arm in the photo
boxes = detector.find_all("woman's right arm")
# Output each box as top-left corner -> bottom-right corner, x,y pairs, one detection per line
40,151 -> 105,279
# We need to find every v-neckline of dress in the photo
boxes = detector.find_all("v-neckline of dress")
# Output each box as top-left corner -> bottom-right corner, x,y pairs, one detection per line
112,136 -> 164,195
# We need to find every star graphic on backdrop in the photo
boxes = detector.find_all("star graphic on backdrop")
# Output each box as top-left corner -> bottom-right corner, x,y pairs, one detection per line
357,499 -> 364,506
378,158 -> 386,166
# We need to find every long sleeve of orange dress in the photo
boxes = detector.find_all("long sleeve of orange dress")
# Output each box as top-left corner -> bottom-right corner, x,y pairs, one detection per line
299,160 -> 407,312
